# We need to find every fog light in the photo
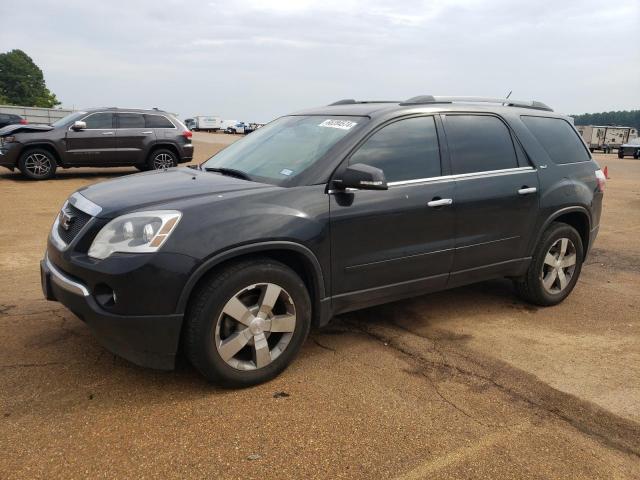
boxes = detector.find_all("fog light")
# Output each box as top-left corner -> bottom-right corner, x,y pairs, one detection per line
94,283 -> 117,308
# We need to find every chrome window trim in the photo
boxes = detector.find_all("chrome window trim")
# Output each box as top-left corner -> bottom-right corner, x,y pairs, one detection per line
67,111 -> 177,130
69,192 -> 102,216
387,166 -> 535,187
45,253 -> 90,297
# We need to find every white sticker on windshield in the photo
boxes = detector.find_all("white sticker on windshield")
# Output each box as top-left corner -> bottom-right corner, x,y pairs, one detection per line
318,119 -> 358,130
280,168 -> 294,176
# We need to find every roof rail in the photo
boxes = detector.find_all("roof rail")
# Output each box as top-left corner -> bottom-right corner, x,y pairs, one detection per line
327,99 -> 400,106
329,99 -> 356,105
400,96 -> 553,112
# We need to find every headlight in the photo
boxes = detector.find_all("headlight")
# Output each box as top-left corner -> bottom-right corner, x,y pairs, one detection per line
88,210 -> 182,260
2,135 -> 16,144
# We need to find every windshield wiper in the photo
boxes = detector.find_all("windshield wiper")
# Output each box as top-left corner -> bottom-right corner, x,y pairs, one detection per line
204,167 -> 253,181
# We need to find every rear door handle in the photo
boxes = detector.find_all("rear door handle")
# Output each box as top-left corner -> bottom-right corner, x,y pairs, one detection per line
141,131 -> 153,134
427,198 -> 453,207
518,187 -> 537,195
101,131 -> 115,135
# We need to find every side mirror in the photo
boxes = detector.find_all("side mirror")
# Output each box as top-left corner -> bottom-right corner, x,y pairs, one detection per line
72,121 -> 87,131
335,163 -> 388,191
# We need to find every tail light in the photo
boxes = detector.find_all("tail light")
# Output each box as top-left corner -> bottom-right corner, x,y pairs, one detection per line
182,130 -> 192,140
595,169 -> 606,192
19,119 -> 28,125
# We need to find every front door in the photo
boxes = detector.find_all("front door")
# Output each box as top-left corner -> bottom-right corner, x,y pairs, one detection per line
329,115 -> 455,313
441,113 -> 540,284
64,112 -> 116,164
116,112 -> 156,164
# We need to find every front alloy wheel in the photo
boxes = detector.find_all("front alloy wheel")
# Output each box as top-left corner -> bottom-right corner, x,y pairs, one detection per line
215,283 -> 296,371
18,149 -> 57,180
185,258 -> 311,386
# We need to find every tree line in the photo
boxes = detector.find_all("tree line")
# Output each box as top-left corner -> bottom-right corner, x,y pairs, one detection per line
0,49 -> 60,108
572,110 -> 640,131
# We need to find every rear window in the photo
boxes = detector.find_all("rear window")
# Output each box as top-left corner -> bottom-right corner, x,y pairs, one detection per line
145,114 -> 174,128
446,115 -> 519,174
521,116 -> 590,164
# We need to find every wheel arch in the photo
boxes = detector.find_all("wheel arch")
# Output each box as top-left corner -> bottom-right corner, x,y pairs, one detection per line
176,242 -> 328,326
147,143 -> 179,161
534,207 -> 592,259
20,143 -> 63,166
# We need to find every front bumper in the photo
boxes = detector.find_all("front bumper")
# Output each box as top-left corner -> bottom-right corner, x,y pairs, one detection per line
0,141 -> 20,168
41,254 -> 184,370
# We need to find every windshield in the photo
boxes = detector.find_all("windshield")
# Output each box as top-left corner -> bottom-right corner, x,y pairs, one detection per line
202,115 -> 363,185
51,111 -> 87,127
628,138 -> 640,145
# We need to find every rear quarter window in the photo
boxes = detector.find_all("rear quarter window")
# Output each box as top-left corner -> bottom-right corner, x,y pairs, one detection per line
145,114 -> 175,128
521,116 -> 590,164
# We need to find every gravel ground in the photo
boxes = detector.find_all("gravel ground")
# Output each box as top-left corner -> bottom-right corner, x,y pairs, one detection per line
0,136 -> 638,479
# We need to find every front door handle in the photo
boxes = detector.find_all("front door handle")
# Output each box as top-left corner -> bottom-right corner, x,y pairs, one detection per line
141,131 -> 153,134
518,187 -> 537,195
101,131 -> 115,135
427,198 -> 453,207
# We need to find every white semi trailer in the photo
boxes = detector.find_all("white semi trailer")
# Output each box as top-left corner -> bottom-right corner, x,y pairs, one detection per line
576,125 -> 638,153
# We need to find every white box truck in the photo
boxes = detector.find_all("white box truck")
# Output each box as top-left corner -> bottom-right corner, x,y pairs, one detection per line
576,125 -> 638,153
192,116 -> 222,132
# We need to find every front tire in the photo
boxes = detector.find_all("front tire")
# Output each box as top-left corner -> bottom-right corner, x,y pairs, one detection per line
514,222 -> 584,306
185,258 -> 311,387
148,149 -> 177,170
618,151 -> 624,159
18,149 -> 57,180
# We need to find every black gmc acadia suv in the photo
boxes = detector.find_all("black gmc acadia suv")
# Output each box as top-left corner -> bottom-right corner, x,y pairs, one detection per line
40,96 -> 605,387
0,108 -> 193,179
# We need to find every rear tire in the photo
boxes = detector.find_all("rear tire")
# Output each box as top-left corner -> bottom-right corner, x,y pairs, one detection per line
18,148 -> 57,180
618,151 -> 624,159
184,258 -> 311,387
148,149 -> 177,170
514,222 -> 584,306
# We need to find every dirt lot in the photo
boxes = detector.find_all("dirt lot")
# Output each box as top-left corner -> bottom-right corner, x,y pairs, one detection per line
1,134 -> 639,478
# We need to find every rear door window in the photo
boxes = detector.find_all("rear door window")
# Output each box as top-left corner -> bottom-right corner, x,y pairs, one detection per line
349,116 -> 441,182
521,116 -> 590,164
83,112 -> 114,129
145,114 -> 174,128
445,115 -> 519,174
117,113 -> 145,129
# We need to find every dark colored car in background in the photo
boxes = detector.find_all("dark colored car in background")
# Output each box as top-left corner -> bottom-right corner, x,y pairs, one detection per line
618,137 -> 640,159
0,113 -> 27,128
0,108 -> 193,180
40,96 -> 604,387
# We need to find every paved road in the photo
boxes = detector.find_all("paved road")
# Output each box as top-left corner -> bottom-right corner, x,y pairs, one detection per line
0,146 -> 638,478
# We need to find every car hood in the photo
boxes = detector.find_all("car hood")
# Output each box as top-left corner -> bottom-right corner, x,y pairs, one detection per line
0,124 -> 54,136
77,167 -> 276,218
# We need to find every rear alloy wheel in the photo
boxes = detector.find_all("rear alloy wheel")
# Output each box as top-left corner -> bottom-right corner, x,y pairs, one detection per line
148,149 -> 177,170
18,149 -> 57,180
514,222 -> 584,306
185,259 -> 311,387
540,238 -> 578,295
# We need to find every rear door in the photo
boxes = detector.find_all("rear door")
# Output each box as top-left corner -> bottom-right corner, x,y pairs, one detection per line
442,113 -> 539,285
329,115 -> 455,312
65,112 -> 117,165
115,112 -> 156,164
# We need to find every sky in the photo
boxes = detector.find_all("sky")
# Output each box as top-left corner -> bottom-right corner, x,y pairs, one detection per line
1,0 -> 639,122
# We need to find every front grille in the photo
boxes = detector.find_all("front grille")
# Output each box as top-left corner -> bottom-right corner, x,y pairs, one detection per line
57,204 -> 92,245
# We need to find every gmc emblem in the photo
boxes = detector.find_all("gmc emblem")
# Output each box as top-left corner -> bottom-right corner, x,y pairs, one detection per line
60,209 -> 75,231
